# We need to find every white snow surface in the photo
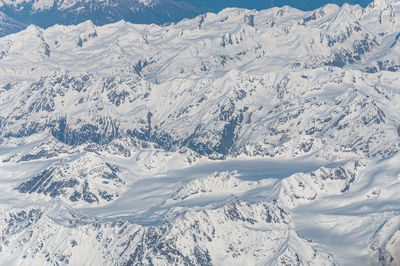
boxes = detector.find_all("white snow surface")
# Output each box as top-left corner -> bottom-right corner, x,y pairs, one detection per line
0,0 -> 154,10
1,0 -> 400,265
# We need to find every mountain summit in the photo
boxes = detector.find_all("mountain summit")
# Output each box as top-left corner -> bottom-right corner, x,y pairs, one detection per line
0,0 -> 200,36
1,0 -> 400,265
0,0 -> 380,37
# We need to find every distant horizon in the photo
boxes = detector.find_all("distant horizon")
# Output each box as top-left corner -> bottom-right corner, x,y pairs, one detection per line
0,0 -> 380,37
180,0 -> 375,13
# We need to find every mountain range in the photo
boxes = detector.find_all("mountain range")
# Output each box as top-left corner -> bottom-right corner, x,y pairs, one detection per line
0,0 -> 201,36
0,0 -> 377,37
1,0 -> 400,265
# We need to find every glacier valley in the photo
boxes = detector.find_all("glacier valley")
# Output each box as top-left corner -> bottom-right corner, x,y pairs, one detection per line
1,0 -> 400,265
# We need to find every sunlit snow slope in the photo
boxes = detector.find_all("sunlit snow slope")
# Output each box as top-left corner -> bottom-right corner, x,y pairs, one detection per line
1,0 -> 400,265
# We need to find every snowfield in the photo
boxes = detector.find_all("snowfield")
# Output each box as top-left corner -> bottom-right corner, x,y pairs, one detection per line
1,0 -> 400,265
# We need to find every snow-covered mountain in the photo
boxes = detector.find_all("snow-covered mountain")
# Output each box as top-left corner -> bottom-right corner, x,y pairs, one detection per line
1,0 -> 400,265
0,0 -> 200,36
179,0 -> 375,13
0,0 -> 378,38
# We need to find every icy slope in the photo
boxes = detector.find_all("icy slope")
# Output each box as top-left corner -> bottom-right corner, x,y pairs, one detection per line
1,0 -> 400,81
0,199 -> 336,265
2,140 -> 400,265
1,0 -> 400,265
15,154 -> 126,206
1,67 -> 399,159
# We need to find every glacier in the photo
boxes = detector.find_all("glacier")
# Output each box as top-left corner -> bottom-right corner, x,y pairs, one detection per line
1,0 -> 400,265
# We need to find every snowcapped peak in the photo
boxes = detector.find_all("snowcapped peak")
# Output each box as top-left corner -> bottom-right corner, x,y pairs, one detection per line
1,2 -> 400,266
25,24 -> 44,34
0,0 -> 201,37
381,0 -> 399,4
78,19 -> 95,28
32,0 -> 54,11
42,197 -> 75,216
274,5 -> 295,16
74,20 -> 97,37
340,2 -> 363,15
217,7 -> 248,17
137,0 -> 154,7
366,0 -> 400,11
2,0 -> 53,9
335,3 -> 363,21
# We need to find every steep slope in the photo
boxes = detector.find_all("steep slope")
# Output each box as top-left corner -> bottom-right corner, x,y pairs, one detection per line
0,199 -> 336,265
0,11 -> 24,36
1,67 -> 399,159
1,0 -> 400,265
0,0 -> 399,81
15,154 -> 126,206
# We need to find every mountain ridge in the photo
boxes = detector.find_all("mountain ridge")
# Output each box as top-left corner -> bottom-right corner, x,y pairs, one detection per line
0,0 -> 201,36
1,0 -> 400,265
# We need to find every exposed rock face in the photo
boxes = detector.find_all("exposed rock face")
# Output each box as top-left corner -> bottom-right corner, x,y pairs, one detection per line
1,0 -> 400,265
